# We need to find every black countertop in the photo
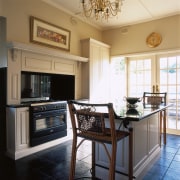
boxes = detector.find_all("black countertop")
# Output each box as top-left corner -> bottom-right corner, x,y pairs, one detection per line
114,103 -> 170,121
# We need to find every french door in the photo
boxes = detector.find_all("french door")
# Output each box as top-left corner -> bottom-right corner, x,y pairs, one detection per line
157,53 -> 180,134
127,53 -> 180,134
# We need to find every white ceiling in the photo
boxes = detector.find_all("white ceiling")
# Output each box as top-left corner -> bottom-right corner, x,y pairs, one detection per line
42,0 -> 180,30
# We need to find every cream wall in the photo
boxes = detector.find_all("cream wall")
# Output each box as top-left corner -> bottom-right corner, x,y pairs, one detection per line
102,15 -> 180,56
1,0 -> 102,56
0,0 -> 2,14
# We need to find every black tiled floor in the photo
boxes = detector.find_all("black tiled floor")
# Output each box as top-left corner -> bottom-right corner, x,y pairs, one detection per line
0,134 -> 180,180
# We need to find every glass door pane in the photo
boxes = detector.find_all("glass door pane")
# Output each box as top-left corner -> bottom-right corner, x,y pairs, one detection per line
110,57 -> 126,109
157,54 -> 180,132
127,56 -> 154,97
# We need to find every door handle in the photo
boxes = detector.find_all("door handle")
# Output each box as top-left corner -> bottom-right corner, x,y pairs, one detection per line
156,85 -> 159,93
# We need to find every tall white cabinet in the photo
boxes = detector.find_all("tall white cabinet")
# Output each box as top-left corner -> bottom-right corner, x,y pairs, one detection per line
81,38 -> 110,102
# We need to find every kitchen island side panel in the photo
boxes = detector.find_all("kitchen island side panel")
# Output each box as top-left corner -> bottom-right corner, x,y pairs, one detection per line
95,113 -> 160,180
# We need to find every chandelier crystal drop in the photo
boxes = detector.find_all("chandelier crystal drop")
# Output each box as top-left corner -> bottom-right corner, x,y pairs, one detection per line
81,0 -> 124,21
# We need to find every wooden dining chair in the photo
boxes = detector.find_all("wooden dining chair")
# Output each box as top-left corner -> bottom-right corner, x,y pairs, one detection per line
143,92 -> 167,145
68,100 -> 133,180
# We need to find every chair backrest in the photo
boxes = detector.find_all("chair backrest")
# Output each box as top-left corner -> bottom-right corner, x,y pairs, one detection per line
143,92 -> 167,107
68,100 -> 116,140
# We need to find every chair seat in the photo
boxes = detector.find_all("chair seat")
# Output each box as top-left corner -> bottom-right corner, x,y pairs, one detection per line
77,129 -> 130,144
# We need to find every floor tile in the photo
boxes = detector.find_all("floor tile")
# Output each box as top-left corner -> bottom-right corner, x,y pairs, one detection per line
173,154 -> 180,161
146,163 -> 168,177
169,160 -> 180,169
154,157 -> 172,167
163,168 -> 180,180
143,172 -> 162,180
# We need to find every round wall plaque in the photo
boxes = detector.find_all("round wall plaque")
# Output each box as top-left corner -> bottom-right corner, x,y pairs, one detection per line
146,32 -> 162,48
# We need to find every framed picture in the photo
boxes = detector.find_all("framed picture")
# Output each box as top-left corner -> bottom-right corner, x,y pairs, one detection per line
30,16 -> 70,51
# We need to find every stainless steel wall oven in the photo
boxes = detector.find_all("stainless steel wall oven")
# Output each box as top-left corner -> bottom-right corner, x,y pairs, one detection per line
30,101 -> 67,146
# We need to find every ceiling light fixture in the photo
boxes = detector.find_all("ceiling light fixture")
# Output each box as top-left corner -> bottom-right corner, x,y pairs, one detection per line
81,0 -> 124,21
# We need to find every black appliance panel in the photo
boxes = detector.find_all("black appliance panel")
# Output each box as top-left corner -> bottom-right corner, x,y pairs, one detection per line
30,102 -> 67,146
51,74 -> 75,101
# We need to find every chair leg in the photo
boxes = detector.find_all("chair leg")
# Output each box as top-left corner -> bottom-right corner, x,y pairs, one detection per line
92,141 -> 95,178
69,137 -> 77,180
129,128 -> 133,180
163,110 -> 167,145
109,141 -> 117,180
160,111 -> 162,146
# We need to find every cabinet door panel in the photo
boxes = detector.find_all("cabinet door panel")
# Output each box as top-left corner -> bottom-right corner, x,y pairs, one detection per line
16,108 -> 29,150
7,49 -> 21,104
133,119 -> 148,168
54,58 -> 76,75
22,52 -> 53,72
149,113 -> 159,153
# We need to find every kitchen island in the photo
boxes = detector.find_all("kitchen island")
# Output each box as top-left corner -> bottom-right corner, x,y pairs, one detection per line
95,103 -> 169,180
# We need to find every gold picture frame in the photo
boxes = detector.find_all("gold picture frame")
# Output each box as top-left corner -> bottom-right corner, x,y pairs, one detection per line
30,16 -> 70,51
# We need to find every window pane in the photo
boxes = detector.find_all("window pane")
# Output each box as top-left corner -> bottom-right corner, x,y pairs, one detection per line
144,59 -> 151,70
144,70 -> 151,85
168,57 -> 176,68
168,69 -> 176,84
129,61 -> 136,71
110,57 -> 126,107
160,70 -> 167,84
160,57 -> 167,69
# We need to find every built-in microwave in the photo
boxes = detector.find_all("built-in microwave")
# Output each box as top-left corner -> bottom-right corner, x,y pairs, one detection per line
21,71 -> 51,102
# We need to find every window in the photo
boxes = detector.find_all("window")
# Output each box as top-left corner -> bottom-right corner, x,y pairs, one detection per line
110,57 -> 126,110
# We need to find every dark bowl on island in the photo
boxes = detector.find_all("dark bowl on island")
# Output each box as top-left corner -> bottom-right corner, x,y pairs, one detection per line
124,97 -> 142,105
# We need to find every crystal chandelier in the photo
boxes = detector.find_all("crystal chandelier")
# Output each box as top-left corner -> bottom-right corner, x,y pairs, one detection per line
81,0 -> 124,21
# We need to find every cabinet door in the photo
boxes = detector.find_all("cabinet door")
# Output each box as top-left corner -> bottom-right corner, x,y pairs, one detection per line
81,38 -> 110,101
16,107 -> 29,150
89,42 -> 110,102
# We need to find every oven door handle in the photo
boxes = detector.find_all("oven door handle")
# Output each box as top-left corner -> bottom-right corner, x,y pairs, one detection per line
34,114 -> 42,118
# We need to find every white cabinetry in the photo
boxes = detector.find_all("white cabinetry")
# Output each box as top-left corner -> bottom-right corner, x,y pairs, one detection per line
6,107 -> 29,159
81,38 -> 110,102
